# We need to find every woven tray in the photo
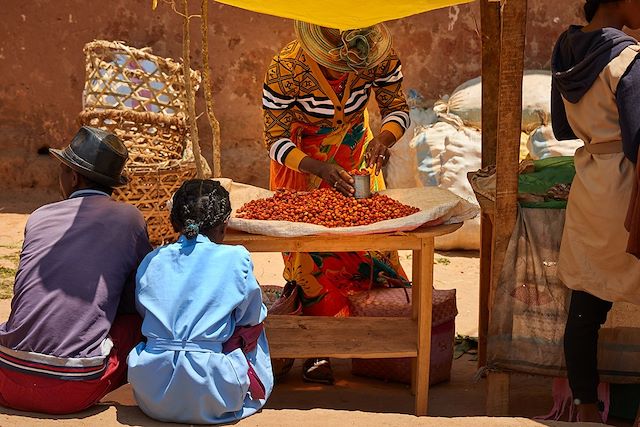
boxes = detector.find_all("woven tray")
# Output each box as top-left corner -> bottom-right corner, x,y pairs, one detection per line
113,160 -> 197,245
83,40 -> 200,116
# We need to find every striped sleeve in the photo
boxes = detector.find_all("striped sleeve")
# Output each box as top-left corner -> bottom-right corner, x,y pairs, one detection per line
373,50 -> 411,142
262,54 -> 307,171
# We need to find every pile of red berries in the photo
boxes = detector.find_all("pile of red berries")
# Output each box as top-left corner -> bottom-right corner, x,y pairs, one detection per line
236,188 -> 420,228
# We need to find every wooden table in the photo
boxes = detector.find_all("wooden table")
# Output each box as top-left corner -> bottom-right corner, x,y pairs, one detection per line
224,223 -> 462,416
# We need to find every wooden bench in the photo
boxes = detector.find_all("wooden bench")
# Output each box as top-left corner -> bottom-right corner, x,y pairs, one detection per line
224,223 -> 461,416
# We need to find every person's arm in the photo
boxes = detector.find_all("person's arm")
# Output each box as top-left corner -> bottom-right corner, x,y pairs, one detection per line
616,55 -> 640,163
263,54 -> 307,172
117,270 -> 137,315
550,78 -> 578,141
298,157 -> 354,195
368,49 -> 411,173
234,251 -> 267,327
118,224 -> 153,315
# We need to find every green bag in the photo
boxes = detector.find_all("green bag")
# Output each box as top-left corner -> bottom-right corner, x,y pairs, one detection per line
518,156 -> 576,209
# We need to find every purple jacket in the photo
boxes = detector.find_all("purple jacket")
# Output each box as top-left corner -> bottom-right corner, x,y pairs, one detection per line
0,190 -> 152,359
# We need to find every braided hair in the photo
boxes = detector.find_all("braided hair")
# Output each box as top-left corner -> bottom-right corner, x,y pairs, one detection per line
170,179 -> 231,240
584,0 -> 621,22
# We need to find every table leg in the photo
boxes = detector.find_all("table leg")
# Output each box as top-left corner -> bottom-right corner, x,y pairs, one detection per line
486,371 -> 510,415
415,237 -> 434,416
411,249 -> 422,395
478,212 -> 494,367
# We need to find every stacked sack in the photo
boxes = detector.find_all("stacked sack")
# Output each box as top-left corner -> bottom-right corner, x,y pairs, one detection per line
385,71 -> 582,250
79,40 -> 204,245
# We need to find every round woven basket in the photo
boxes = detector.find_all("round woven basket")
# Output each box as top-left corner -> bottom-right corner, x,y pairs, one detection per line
83,40 -> 201,115
113,160 -> 198,245
78,109 -> 188,165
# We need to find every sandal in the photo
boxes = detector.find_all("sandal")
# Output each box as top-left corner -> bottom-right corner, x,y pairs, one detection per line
302,358 -> 334,385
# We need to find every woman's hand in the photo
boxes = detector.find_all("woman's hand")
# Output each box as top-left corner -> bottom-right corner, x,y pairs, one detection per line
299,157 -> 355,196
365,130 -> 396,175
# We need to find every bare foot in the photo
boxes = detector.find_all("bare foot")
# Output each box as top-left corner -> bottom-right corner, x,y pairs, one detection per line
577,403 -> 603,423
633,403 -> 640,427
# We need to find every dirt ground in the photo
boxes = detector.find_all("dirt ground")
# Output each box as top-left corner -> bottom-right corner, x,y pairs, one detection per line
0,194 -> 621,426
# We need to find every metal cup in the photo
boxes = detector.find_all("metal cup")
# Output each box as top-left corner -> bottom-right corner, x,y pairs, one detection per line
353,174 -> 371,199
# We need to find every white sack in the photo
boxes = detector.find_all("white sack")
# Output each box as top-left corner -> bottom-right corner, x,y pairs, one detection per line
527,125 -> 582,160
442,70 -> 553,132
412,121 -> 459,187
384,107 -> 436,189
435,126 -> 482,250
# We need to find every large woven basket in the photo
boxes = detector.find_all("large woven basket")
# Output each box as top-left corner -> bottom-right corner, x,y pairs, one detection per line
78,109 -> 188,165
114,160 -> 198,245
83,40 -> 200,116
81,40 -> 205,246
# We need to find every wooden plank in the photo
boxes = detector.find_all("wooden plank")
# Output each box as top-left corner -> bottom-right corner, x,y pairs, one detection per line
411,248 -> 423,395
264,315 -> 417,359
478,212 -> 493,367
409,223 -> 462,239
224,223 -> 462,252
478,0 -> 500,370
485,0 -> 528,416
415,237 -> 435,416
412,249 -> 422,320
486,372 -> 511,416
492,0 -> 528,290
226,233 -> 421,252
480,0 -> 501,168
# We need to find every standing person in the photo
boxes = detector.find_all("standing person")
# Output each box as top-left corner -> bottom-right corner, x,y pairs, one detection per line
0,126 -> 152,414
262,21 -> 412,384
551,0 -> 640,423
128,180 -> 273,424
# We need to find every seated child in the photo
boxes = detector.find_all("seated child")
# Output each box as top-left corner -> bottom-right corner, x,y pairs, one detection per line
128,179 -> 273,424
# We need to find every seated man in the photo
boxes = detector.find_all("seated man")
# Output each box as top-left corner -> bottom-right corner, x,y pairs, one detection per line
0,126 -> 152,414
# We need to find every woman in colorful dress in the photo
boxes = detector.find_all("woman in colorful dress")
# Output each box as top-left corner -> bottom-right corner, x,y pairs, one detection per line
128,180 -> 273,424
551,0 -> 640,423
262,22 -> 411,383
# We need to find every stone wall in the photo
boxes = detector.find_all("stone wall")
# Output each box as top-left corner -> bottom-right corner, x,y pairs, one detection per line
0,0 -> 585,190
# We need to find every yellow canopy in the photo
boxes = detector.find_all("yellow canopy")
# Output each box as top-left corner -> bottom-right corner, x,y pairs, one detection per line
215,0 -> 474,30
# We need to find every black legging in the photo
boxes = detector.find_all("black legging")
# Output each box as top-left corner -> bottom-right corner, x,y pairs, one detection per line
564,290 -> 613,404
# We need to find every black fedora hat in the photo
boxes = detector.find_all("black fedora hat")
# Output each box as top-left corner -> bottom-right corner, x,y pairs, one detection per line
50,126 -> 129,188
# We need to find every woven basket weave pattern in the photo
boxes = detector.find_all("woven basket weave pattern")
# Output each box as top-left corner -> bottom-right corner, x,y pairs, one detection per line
112,162 -> 197,245
81,40 -> 202,246
78,110 -> 188,165
83,40 -> 201,116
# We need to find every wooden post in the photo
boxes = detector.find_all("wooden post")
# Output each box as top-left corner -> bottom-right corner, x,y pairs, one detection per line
411,248 -> 423,395
181,0 -> 204,179
415,238 -> 435,416
478,0 -> 501,368
480,0 -> 501,169
485,0 -> 528,417
201,0 -> 223,177
493,0 -> 527,289
486,372 -> 512,415
478,212 -> 494,367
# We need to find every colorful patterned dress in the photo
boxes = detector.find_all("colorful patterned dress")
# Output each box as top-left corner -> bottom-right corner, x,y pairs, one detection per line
262,40 -> 412,316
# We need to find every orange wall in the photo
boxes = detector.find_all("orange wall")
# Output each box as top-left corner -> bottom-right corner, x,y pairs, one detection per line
0,0 -> 585,190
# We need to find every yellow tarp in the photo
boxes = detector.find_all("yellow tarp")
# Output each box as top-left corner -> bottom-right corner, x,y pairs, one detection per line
215,0 -> 474,30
